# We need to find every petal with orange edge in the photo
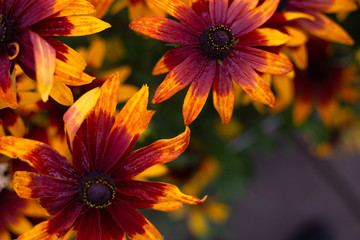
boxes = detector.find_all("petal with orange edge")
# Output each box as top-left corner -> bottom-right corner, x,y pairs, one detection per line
268,11 -> 315,25
230,0 -> 279,36
225,56 -> 275,107
150,0 -> 206,32
183,60 -> 216,125
152,52 -> 206,104
293,96 -> 313,126
112,127 -> 190,178
109,198 -> 162,240
152,46 -> 196,75
235,46 -> 293,74
17,221 -> 50,240
88,0 -> 115,18
16,0 -> 71,27
101,86 -> 155,171
33,16 -> 111,36
64,87 -> 101,144
130,17 -> 199,45
117,180 -> 205,211
283,26 -> 308,47
49,79 -> 74,106
0,55 -> 17,109
54,59 -> 94,86
213,64 -> 234,124
86,73 -> 120,169
296,11 -> 354,45
0,137 -> 77,177
13,171 -> 78,200
29,30 -> 56,102
236,28 -> 291,46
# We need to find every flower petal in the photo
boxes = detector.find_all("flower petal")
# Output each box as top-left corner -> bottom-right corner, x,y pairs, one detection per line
31,16 -> 111,36
64,87 -> 101,145
150,0 -> 206,33
112,127 -> 190,179
49,79 -> 74,106
53,0 -> 95,17
295,11 -> 354,45
317,98 -> 338,127
130,16 -> 199,45
224,55 -> 275,107
237,28 -> 291,46
116,180 -> 206,212
231,0 -> 279,36
288,44 -> 308,70
0,136 -> 77,178
209,0 -> 228,25
152,46 -> 196,75
71,135 -> 91,175
293,95 -> 312,126
109,198 -> 162,240
16,0 -> 71,27
86,73 -> 120,169
7,215 -> 33,235
17,221 -> 50,240
213,64 -> 234,124
289,0 -> 357,13
235,46 -> 293,74
0,55 -> 17,109
100,210 -> 126,240
283,25 -> 308,47
29,30 -> 56,102
0,108 -> 26,137
226,0 -> 258,25
76,209 -> 102,240
101,86 -> 155,172
54,59 -> 95,86
183,60 -> 216,125
88,0 -> 114,18
152,52 -> 206,104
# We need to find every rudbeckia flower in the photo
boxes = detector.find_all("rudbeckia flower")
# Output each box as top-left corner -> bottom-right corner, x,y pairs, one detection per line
130,0 -> 293,125
292,38 -> 358,126
0,73 -> 205,240
0,0 -> 111,109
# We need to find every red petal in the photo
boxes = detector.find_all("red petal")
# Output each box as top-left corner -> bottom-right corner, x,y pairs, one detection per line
152,52 -> 206,104
109,198 -> 162,240
111,127 -> 190,179
100,210 -> 126,240
226,0 -> 258,25
231,0 -> 279,36
76,209 -> 102,240
86,73 -> 120,170
183,60 -> 216,125
209,0 -> 228,25
0,55 -> 17,109
130,17 -> 199,45
100,86 -> 155,172
150,0 -> 206,33
213,63 -> 234,124
71,135 -> 90,175
236,28 -> 291,46
0,136 -> 78,178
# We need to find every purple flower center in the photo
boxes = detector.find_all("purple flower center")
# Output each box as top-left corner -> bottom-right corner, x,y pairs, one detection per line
79,172 -> 116,208
0,15 -> 15,49
200,25 -> 235,60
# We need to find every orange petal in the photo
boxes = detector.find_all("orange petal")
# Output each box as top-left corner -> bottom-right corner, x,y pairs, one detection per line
49,79 -> 74,106
17,221 -> 51,240
53,0 -> 95,17
0,55 -> 18,109
183,61 -> 215,125
0,109 -> 26,137
316,98 -> 338,127
118,84 -> 139,102
29,30 -> 56,102
64,87 -> 101,144
283,26 -> 308,47
296,12 -> 354,45
0,229 -> 11,240
237,28 -> 291,46
293,96 -> 312,126
85,37 -> 106,68
54,59 -> 95,86
7,215 -> 33,235
288,44 -> 308,70
225,56 -> 275,107
88,0 -> 115,18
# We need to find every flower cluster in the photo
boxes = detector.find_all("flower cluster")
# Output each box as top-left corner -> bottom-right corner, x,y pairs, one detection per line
0,0 -> 359,239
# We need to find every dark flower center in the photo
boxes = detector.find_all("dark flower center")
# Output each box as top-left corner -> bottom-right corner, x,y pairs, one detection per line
276,0 -> 289,12
79,172 -> 116,208
199,25 -> 235,60
0,15 -> 15,49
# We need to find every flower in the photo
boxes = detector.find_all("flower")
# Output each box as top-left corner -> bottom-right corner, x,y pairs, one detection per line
130,0 -> 293,125
0,0 -> 111,108
291,38 -> 358,126
111,0 -> 166,21
0,73 -> 205,240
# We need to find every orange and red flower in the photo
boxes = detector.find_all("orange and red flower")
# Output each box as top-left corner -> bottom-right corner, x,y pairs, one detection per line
130,0 -> 293,125
0,73 -> 205,240
0,0 -> 110,109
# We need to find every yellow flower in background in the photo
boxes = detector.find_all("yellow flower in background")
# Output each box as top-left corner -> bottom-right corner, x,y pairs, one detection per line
172,157 -> 229,238
111,0 -> 166,21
